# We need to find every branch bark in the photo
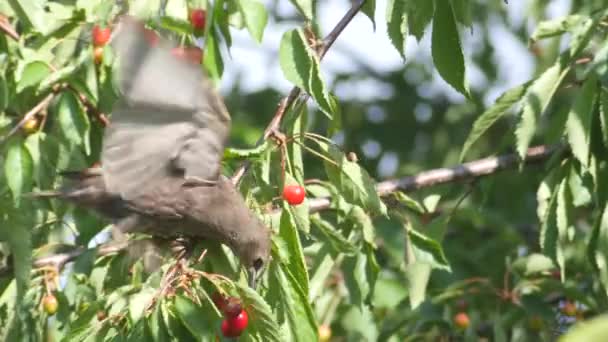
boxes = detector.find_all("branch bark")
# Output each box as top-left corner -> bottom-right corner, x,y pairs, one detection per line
0,143 -> 564,276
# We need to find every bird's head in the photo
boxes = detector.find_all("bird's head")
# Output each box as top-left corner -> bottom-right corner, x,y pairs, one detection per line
235,217 -> 271,289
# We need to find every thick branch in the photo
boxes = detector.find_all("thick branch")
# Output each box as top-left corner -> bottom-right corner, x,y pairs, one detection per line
307,144 -> 562,213
0,144 -> 563,276
231,0 -> 366,184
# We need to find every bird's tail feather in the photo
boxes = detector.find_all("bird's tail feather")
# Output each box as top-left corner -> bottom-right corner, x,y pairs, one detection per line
23,191 -> 62,198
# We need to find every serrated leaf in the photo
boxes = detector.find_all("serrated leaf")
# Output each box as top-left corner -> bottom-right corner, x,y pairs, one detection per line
268,264 -> 317,342
512,253 -> 556,276
601,89 -> 608,148
588,204 -> 608,297
540,182 -> 559,264
404,262 -> 431,309
224,141 -> 271,159
279,29 -> 334,117
235,284 -> 282,342
316,141 -> 387,216
203,29 -> 224,82
7,0 -> 47,33
57,91 -> 91,155
0,75 -> 8,112
566,75 -> 597,168
407,0 -> 433,41
408,228 -> 451,271
288,0 -> 314,20
361,0 -> 376,29
237,0 -> 268,43
16,61 -> 51,93
343,251 -> 378,309
431,0 -> 469,97
174,296 -> 218,341
311,216 -> 357,255
279,205 -> 310,294
515,61 -> 568,159
459,82 -> 530,161
531,15 -> 585,41
386,0 -> 407,59
393,192 -> 425,214
4,140 -> 33,206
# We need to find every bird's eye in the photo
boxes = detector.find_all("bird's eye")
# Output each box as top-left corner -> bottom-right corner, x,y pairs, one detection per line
253,258 -> 264,270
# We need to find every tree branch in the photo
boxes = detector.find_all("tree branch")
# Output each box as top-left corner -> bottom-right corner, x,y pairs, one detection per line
0,144 -> 563,276
0,14 -> 19,41
307,144 -> 563,213
231,0 -> 367,184
0,93 -> 55,145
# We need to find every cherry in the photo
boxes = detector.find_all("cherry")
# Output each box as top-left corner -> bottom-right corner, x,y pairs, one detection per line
318,324 -> 332,342
453,312 -> 469,329
224,297 -> 243,318
221,310 -> 249,338
97,310 -> 107,321
21,117 -> 39,134
93,46 -> 104,65
211,292 -> 227,311
189,9 -> 207,30
42,294 -> 58,315
92,25 -> 111,47
283,185 -> 305,205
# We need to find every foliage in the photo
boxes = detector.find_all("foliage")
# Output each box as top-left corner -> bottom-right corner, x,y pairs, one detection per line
0,0 -> 608,340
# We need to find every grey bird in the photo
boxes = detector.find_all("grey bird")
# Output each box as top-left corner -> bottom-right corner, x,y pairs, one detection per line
33,17 -> 271,287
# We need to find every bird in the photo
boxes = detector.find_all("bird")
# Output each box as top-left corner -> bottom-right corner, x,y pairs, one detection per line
31,17 -> 271,287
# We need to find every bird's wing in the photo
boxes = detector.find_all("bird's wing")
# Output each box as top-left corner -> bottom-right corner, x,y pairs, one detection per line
102,17 -> 231,200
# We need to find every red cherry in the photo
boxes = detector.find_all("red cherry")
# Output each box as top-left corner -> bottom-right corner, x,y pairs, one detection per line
42,294 -> 58,315
223,297 -> 243,319
453,312 -> 470,329
221,310 -> 249,338
92,25 -> 111,47
189,9 -> 207,30
211,292 -> 227,311
561,301 -> 577,317
283,185 -> 305,205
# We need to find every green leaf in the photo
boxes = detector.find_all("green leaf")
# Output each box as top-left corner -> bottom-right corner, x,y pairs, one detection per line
316,141 -> 387,216
404,263 -> 431,309
531,15 -> 585,41
288,0 -> 314,19
566,75 -> 597,168
431,0 -> 469,97
559,315 -> 608,342
4,140 -> 34,206
459,82 -> 530,161
361,0 -> 376,29
235,284 -> 283,342
279,29 -> 334,117
408,228 -> 451,271
406,0 -> 434,41
451,0 -> 472,27
279,205 -> 310,294
386,0 -> 408,59
224,140 -> 271,159
540,181 -> 560,264
515,61 -> 569,159
311,216 -> 357,255
128,288 -> 155,323
7,0 -> 47,33
601,89 -> 608,149
237,0 -> 268,43
203,29 -> 224,82
0,75 -> 8,112
343,252 -> 375,309
393,192 -> 425,214
57,91 -> 91,155
512,253 -> 556,276
149,303 -> 172,342
16,61 -> 51,93
589,204 -> 608,297
174,296 -> 218,341
268,264 -> 317,342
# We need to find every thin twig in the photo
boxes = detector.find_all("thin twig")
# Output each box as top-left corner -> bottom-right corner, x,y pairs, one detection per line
0,93 -> 55,145
231,0 -> 366,185
0,14 -> 19,41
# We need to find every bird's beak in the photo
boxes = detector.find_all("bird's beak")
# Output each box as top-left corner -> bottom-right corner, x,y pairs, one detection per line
248,266 -> 258,289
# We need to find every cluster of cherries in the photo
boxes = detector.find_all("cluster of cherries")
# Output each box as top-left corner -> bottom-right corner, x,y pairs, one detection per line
90,8 -> 207,65
212,293 -> 249,338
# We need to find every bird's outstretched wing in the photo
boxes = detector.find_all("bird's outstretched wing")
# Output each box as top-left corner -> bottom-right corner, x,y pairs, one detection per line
103,17 -> 231,200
